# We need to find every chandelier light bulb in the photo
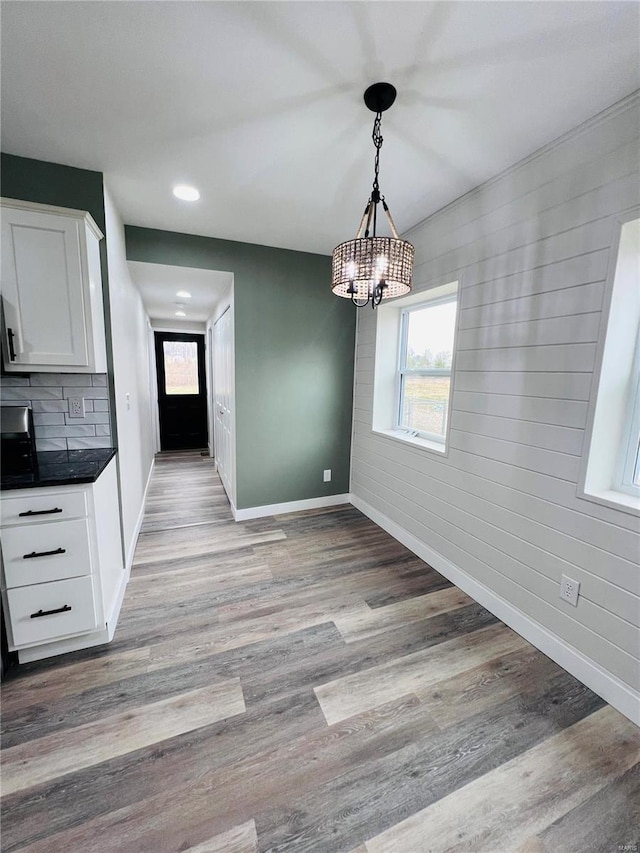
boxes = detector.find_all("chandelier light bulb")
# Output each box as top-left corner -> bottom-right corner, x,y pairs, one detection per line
345,260 -> 359,279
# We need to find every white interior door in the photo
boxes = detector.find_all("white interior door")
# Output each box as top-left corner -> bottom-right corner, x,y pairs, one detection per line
213,307 -> 234,503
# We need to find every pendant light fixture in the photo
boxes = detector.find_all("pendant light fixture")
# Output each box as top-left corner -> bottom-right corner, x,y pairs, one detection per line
332,82 -> 414,309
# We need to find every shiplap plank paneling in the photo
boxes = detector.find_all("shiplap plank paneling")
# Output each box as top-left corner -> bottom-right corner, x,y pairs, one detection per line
459,282 -> 605,329
454,371 -> 592,400
351,95 -> 640,698
455,343 -> 596,374
460,249 -> 609,309
446,444 -> 640,534
416,169 -> 638,281
456,313 -> 601,351
451,392 -> 589,429
448,430 -> 581,481
450,411 -> 584,456
416,216 -> 615,289
353,425 -> 640,570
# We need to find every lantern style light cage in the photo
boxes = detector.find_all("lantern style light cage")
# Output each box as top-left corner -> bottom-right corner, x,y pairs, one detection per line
331,82 -> 414,309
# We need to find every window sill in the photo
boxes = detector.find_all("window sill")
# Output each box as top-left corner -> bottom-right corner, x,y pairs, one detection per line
577,487 -> 640,518
372,428 -> 448,456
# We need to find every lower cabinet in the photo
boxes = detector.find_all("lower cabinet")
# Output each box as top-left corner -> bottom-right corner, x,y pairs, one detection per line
0,458 -> 125,662
7,576 -> 98,647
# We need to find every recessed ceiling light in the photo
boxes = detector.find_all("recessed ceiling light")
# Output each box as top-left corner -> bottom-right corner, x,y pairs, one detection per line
175,310 -> 186,317
173,185 -> 200,202
176,290 -> 192,298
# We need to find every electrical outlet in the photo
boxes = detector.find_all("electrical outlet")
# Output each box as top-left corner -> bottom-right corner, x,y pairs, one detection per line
323,469 -> 332,482
559,575 -> 580,607
68,397 -> 85,418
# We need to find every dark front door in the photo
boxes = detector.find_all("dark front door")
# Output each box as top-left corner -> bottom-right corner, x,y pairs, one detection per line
155,332 -> 208,451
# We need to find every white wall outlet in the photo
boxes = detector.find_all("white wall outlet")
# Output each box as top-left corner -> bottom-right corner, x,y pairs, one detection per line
323,469 -> 332,482
559,575 -> 580,607
68,397 -> 85,418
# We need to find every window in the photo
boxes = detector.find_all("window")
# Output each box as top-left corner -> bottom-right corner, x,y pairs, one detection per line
162,340 -> 200,395
580,215 -> 640,515
616,332 -> 640,497
397,298 -> 457,443
372,279 -> 459,454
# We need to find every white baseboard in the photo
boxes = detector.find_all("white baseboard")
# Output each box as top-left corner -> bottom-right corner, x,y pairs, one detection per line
233,493 -> 352,522
125,457 -> 155,572
351,494 -> 640,727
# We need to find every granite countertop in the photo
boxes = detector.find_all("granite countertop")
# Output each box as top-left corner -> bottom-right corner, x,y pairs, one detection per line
1,448 -> 117,491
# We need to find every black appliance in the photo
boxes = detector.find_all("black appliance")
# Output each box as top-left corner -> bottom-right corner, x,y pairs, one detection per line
1,405 -> 37,474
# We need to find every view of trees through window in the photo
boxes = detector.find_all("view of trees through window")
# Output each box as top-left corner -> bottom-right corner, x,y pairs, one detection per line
163,340 -> 199,395
399,300 -> 456,439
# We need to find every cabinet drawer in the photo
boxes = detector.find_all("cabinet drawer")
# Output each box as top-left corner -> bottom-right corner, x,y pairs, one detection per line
2,519 -> 92,588
0,491 -> 87,527
7,576 -> 97,647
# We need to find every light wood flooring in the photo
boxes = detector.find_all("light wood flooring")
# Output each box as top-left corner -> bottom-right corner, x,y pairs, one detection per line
2,451 -> 639,852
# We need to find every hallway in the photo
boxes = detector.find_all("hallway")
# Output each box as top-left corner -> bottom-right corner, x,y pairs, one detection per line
1,452 -> 638,852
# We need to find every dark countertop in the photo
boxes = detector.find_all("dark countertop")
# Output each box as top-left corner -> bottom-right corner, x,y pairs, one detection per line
1,448 -> 117,491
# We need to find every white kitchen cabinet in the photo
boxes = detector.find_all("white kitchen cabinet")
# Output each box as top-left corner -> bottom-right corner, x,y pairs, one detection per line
0,457 -> 126,662
0,198 -> 107,373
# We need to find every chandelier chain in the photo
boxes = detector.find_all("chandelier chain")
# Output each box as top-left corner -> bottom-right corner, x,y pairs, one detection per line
371,111 -> 383,197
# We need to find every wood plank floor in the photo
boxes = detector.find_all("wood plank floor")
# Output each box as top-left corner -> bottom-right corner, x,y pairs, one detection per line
2,451 -> 638,853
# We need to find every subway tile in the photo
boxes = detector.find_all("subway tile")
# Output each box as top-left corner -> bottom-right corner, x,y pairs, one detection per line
91,374 -> 108,386
95,425 -> 111,436
33,413 -> 66,426
35,438 -> 68,452
67,436 -> 112,450
93,400 -> 109,412
38,425 -> 96,438
3,387 -> 62,400
1,387 -> 33,401
84,399 -> 94,413
31,400 -> 69,413
62,387 -> 108,399
0,399 -> 33,407
0,376 -> 30,386
29,374 -> 89,386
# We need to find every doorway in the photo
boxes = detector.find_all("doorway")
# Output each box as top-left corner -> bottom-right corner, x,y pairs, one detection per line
213,307 -> 234,500
154,332 -> 208,450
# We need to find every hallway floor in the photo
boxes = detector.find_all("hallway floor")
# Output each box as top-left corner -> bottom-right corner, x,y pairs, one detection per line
2,452 -> 638,852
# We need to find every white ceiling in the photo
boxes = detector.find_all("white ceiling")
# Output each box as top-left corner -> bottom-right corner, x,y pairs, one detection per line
127,262 -> 233,322
2,1 -> 639,259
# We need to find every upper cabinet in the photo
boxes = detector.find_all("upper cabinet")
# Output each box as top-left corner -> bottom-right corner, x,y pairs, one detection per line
0,198 -> 107,373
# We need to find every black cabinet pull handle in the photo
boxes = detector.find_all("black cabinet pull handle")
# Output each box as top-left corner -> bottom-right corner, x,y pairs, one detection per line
23,547 -> 66,560
7,327 -> 16,361
30,605 -> 72,619
18,508 -> 63,517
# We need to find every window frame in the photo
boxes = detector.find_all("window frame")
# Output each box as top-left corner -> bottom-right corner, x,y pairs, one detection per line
577,211 -> 640,517
616,329 -> 640,498
395,294 -> 457,445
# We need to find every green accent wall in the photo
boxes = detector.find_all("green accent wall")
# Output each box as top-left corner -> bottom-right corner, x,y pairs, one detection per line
0,153 -> 118,445
125,226 -> 356,510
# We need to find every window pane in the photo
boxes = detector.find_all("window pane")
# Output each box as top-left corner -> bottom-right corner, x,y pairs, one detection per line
401,375 -> 450,437
405,301 -> 456,369
163,340 -> 199,395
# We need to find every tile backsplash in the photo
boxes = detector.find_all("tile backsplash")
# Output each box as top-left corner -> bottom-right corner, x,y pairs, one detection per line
1,373 -> 113,452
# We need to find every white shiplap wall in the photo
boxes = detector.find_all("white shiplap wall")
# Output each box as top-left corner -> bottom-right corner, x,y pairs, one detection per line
350,93 -> 640,720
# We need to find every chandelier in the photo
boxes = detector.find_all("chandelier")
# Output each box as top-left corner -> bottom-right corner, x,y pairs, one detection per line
331,82 -> 414,309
